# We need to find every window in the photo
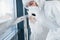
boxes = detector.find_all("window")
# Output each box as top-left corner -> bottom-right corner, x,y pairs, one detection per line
0,0 -> 17,40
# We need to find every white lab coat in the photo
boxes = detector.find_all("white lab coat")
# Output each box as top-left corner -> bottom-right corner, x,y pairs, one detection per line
27,5 -> 59,40
44,1 -> 60,40
27,6 -> 49,40
22,0 -> 60,40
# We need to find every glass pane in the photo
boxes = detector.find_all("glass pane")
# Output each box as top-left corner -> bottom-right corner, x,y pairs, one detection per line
0,0 -> 17,40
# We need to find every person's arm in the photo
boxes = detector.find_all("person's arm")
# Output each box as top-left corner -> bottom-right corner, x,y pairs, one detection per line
44,1 -> 60,29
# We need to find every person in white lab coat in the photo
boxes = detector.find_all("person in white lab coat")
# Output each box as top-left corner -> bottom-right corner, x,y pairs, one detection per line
22,0 -> 60,40
26,1 -> 49,40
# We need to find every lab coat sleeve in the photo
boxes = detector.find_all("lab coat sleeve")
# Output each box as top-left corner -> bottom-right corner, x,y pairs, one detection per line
44,1 -> 60,29
44,1 -> 60,40
44,1 -> 55,23
52,1 -> 60,26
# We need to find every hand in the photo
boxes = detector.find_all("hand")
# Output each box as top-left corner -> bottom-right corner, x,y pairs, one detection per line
29,16 -> 37,23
